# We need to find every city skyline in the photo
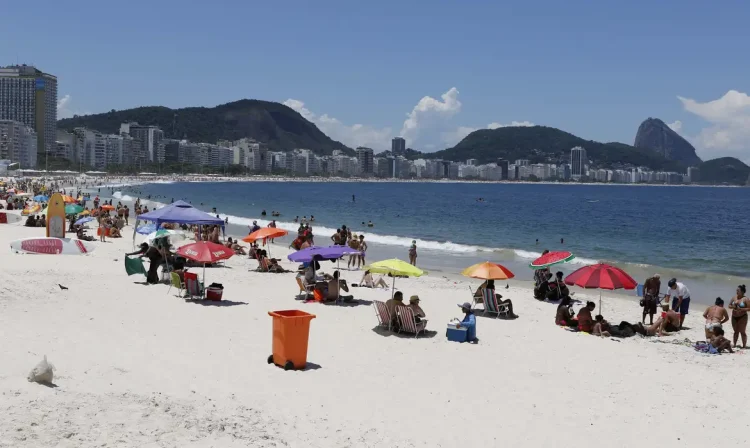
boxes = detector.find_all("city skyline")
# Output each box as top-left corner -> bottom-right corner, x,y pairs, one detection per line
1,1 -> 748,161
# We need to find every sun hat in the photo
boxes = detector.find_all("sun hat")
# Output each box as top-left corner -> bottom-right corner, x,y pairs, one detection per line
409,295 -> 420,303
458,302 -> 472,310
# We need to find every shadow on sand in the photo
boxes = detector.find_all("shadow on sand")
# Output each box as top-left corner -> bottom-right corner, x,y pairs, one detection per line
371,327 -> 438,339
185,299 -> 248,307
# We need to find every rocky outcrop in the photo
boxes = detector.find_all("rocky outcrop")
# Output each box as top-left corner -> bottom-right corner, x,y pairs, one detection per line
634,118 -> 701,166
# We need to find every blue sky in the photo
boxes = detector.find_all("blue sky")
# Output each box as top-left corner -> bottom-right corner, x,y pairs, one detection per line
2,0 -> 749,159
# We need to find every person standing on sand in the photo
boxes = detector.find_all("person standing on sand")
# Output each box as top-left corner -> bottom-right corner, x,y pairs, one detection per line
358,235 -> 367,268
728,285 -> 750,348
664,278 -> 690,328
703,297 -> 729,339
408,241 -> 417,266
347,235 -> 360,270
642,274 -> 661,324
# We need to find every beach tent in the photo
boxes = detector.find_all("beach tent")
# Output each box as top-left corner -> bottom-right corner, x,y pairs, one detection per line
132,200 -> 225,247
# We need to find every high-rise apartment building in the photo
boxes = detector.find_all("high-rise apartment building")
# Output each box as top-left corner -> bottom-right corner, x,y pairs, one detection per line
120,122 -> 164,163
497,159 -> 509,180
356,146 -> 374,175
0,120 -> 37,168
0,65 -> 57,163
570,146 -> 587,180
391,137 -> 406,155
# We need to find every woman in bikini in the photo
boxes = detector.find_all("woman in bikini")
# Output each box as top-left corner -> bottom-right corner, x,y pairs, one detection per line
728,285 -> 750,348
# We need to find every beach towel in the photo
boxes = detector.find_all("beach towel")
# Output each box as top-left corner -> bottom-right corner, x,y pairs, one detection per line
124,256 -> 146,276
693,342 -> 720,355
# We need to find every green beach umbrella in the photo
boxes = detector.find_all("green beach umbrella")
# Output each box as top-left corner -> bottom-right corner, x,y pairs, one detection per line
364,258 -> 426,298
65,204 -> 84,215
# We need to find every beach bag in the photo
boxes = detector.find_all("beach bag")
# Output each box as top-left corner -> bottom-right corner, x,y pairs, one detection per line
27,356 -> 55,384
124,256 -> 146,276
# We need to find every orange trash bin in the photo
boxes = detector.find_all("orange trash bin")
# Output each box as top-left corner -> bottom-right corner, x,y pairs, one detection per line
267,310 -> 316,370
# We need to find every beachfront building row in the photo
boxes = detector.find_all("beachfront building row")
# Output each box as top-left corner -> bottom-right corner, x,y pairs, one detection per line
0,120 -> 37,168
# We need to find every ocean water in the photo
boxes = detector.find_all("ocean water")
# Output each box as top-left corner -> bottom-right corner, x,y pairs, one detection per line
105,181 -> 749,303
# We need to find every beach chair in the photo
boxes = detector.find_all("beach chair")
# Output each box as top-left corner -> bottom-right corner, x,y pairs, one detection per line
184,272 -> 204,299
296,276 -> 314,299
395,305 -> 428,338
373,300 -> 392,331
168,272 -> 184,297
483,288 -> 510,318
470,286 -> 483,310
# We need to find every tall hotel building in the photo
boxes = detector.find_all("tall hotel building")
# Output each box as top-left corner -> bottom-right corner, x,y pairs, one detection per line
0,65 -> 57,160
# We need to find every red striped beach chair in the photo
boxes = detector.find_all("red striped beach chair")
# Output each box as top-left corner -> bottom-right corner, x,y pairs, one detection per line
184,272 -> 204,299
395,305 -> 427,338
373,300 -> 392,330
483,288 -> 510,318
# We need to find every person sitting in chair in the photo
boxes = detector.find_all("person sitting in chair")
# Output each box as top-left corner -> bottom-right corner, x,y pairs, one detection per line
482,280 -> 518,318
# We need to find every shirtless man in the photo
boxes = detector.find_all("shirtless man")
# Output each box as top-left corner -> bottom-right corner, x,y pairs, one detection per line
703,297 -> 729,339
637,310 -> 682,336
347,236 -> 360,269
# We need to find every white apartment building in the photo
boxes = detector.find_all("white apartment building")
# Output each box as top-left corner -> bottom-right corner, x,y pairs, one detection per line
120,122 -> 165,163
0,120 -> 37,168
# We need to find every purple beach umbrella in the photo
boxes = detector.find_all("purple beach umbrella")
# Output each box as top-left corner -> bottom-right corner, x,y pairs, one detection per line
287,245 -> 362,263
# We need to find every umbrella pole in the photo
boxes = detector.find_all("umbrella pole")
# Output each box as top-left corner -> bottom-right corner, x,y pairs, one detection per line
600,291 -> 602,315
203,263 -> 206,287
391,276 -> 396,299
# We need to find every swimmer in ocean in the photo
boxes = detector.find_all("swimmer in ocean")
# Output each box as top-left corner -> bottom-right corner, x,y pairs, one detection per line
367,220 -> 374,227
352,195 -> 355,202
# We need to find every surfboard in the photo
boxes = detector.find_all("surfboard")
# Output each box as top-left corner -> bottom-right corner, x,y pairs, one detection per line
21,204 -> 41,216
46,193 -> 66,238
9,237 -> 96,255
0,211 -> 23,224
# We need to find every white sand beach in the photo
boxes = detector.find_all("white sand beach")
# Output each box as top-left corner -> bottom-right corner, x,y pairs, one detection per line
1,217 -> 748,447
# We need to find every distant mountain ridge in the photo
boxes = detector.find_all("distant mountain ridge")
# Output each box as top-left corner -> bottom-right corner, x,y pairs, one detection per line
57,100 -> 353,155
426,125 -> 684,172
634,118 -> 701,166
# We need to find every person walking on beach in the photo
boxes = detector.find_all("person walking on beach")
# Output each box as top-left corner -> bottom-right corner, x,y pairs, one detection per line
728,285 -> 750,348
664,278 -> 690,329
347,235 -> 360,270
642,274 -> 661,324
408,241 -> 417,266
703,297 -> 729,339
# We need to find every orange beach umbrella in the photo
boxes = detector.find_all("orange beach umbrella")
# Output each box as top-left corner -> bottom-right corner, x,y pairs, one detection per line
61,195 -> 76,203
242,228 -> 288,243
461,261 -> 515,280
100,204 -> 115,211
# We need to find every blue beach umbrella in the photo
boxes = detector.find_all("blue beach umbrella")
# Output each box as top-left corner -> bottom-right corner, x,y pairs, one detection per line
33,194 -> 49,202
75,216 -> 95,226
136,223 -> 157,235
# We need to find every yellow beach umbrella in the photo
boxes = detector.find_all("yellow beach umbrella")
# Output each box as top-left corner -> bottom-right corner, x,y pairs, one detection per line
364,258 -> 425,297
461,261 -> 515,280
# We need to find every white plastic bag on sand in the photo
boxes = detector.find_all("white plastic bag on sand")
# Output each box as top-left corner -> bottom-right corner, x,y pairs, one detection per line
27,355 -> 55,384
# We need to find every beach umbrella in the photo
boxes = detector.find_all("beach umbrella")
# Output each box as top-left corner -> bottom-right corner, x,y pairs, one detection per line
176,241 -> 234,283
145,229 -> 186,245
79,210 -> 91,216
101,204 -> 115,211
564,263 -> 637,313
288,245 -> 362,263
75,216 -> 95,226
61,195 -> 76,203
242,227 -> 288,243
461,261 -> 515,280
65,204 -> 84,215
33,194 -> 48,202
529,251 -> 575,270
364,258 -> 425,298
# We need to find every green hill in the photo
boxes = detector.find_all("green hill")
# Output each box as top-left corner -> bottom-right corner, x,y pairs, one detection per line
697,157 -> 750,185
429,125 -> 684,171
57,99 -> 353,155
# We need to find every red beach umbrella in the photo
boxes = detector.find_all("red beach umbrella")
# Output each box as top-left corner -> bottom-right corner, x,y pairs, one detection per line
564,263 -> 637,312
176,241 -> 234,283
529,251 -> 575,269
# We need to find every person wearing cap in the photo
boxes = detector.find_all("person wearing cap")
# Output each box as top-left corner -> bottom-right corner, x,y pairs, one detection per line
409,295 -> 426,322
664,278 -> 691,328
642,274 -> 662,324
456,302 -> 477,343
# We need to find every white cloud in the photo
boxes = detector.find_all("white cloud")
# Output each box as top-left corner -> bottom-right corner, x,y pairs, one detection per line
283,99 -> 392,150
677,90 -> 750,162
400,87 -> 462,147
57,94 -> 73,118
667,120 -> 682,133
284,87 -> 534,152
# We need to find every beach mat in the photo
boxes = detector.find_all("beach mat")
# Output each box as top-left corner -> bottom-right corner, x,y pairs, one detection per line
124,256 -> 146,276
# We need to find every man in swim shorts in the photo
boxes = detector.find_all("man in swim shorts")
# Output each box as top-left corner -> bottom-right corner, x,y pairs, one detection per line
703,297 -> 729,339
636,310 -> 682,336
664,278 -> 690,328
